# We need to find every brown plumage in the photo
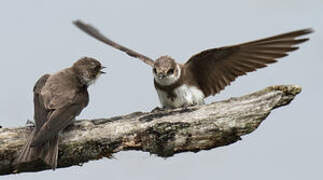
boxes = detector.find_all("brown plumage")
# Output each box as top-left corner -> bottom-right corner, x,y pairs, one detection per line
73,20 -> 154,66
15,57 -> 105,169
184,28 -> 313,96
74,20 -> 312,108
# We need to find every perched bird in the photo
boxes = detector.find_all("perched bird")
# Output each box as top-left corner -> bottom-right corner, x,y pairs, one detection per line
15,57 -> 106,169
74,20 -> 312,109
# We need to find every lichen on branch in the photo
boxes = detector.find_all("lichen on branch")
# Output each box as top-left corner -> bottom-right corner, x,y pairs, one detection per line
0,85 -> 301,175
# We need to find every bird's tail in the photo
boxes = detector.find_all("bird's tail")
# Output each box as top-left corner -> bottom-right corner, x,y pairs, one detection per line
15,130 -> 59,170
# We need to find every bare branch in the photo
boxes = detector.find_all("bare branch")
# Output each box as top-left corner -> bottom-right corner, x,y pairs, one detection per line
0,85 -> 301,175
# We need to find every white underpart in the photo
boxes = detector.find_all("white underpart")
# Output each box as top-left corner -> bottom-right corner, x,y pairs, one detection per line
156,84 -> 205,108
154,64 -> 205,108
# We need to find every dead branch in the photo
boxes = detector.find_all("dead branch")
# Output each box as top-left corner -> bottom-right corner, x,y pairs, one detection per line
0,85 -> 301,175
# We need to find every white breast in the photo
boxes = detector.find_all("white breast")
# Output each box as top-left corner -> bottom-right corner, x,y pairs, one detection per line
156,84 -> 205,108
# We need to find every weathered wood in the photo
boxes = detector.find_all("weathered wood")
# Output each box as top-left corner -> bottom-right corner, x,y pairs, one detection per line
0,85 -> 301,175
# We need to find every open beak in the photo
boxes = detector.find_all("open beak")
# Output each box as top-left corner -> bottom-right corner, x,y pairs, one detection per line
100,66 -> 107,74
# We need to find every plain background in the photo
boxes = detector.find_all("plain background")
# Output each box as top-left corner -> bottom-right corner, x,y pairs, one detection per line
0,0 -> 322,179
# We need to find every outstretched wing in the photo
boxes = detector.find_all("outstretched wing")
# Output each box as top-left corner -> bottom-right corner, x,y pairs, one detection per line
184,28 -> 313,97
33,74 -> 51,130
73,20 -> 155,67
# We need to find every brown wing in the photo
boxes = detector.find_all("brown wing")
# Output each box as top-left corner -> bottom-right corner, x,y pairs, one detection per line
41,69 -> 81,110
73,20 -> 154,67
30,90 -> 88,147
33,74 -> 51,130
184,28 -> 313,97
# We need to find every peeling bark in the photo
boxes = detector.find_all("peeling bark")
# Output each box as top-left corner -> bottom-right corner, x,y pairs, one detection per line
0,85 -> 301,175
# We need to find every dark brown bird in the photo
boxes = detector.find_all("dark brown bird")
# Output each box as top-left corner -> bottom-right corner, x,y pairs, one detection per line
74,20 -> 312,109
15,57 -> 105,169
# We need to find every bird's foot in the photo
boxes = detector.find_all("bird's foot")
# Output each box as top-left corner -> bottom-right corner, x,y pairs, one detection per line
180,103 -> 197,111
181,103 -> 193,109
151,106 -> 169,113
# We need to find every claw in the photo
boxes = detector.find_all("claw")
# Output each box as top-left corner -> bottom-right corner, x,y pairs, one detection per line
151,106 -> 169,113
180,103 -> 196,111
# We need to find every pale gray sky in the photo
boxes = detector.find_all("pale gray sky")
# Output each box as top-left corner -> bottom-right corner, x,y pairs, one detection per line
1,0 -> 322,179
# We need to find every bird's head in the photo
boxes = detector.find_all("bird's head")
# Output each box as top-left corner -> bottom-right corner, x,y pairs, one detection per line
153,56 -> 180,86
72,57 -> 106,86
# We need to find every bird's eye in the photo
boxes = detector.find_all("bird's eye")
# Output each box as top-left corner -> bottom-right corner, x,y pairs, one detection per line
153,68 -> 157,74
167,68 -> 174,75
94,65 -> 100,71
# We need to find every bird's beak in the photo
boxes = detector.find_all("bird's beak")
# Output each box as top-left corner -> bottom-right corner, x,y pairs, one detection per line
157,73 -> 166,79
100,66 -> 107,74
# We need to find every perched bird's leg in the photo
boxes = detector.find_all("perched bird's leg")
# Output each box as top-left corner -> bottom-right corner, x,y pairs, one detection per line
180,103 -> 197,111
181,104 -> 191,109
151,106 -> 170,112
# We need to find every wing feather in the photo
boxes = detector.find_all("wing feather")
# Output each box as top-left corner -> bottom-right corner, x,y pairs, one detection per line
73,20 -> 155,67
185,28 -> 313,96
33,74 -> 51,129
31,92 -> 88,147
